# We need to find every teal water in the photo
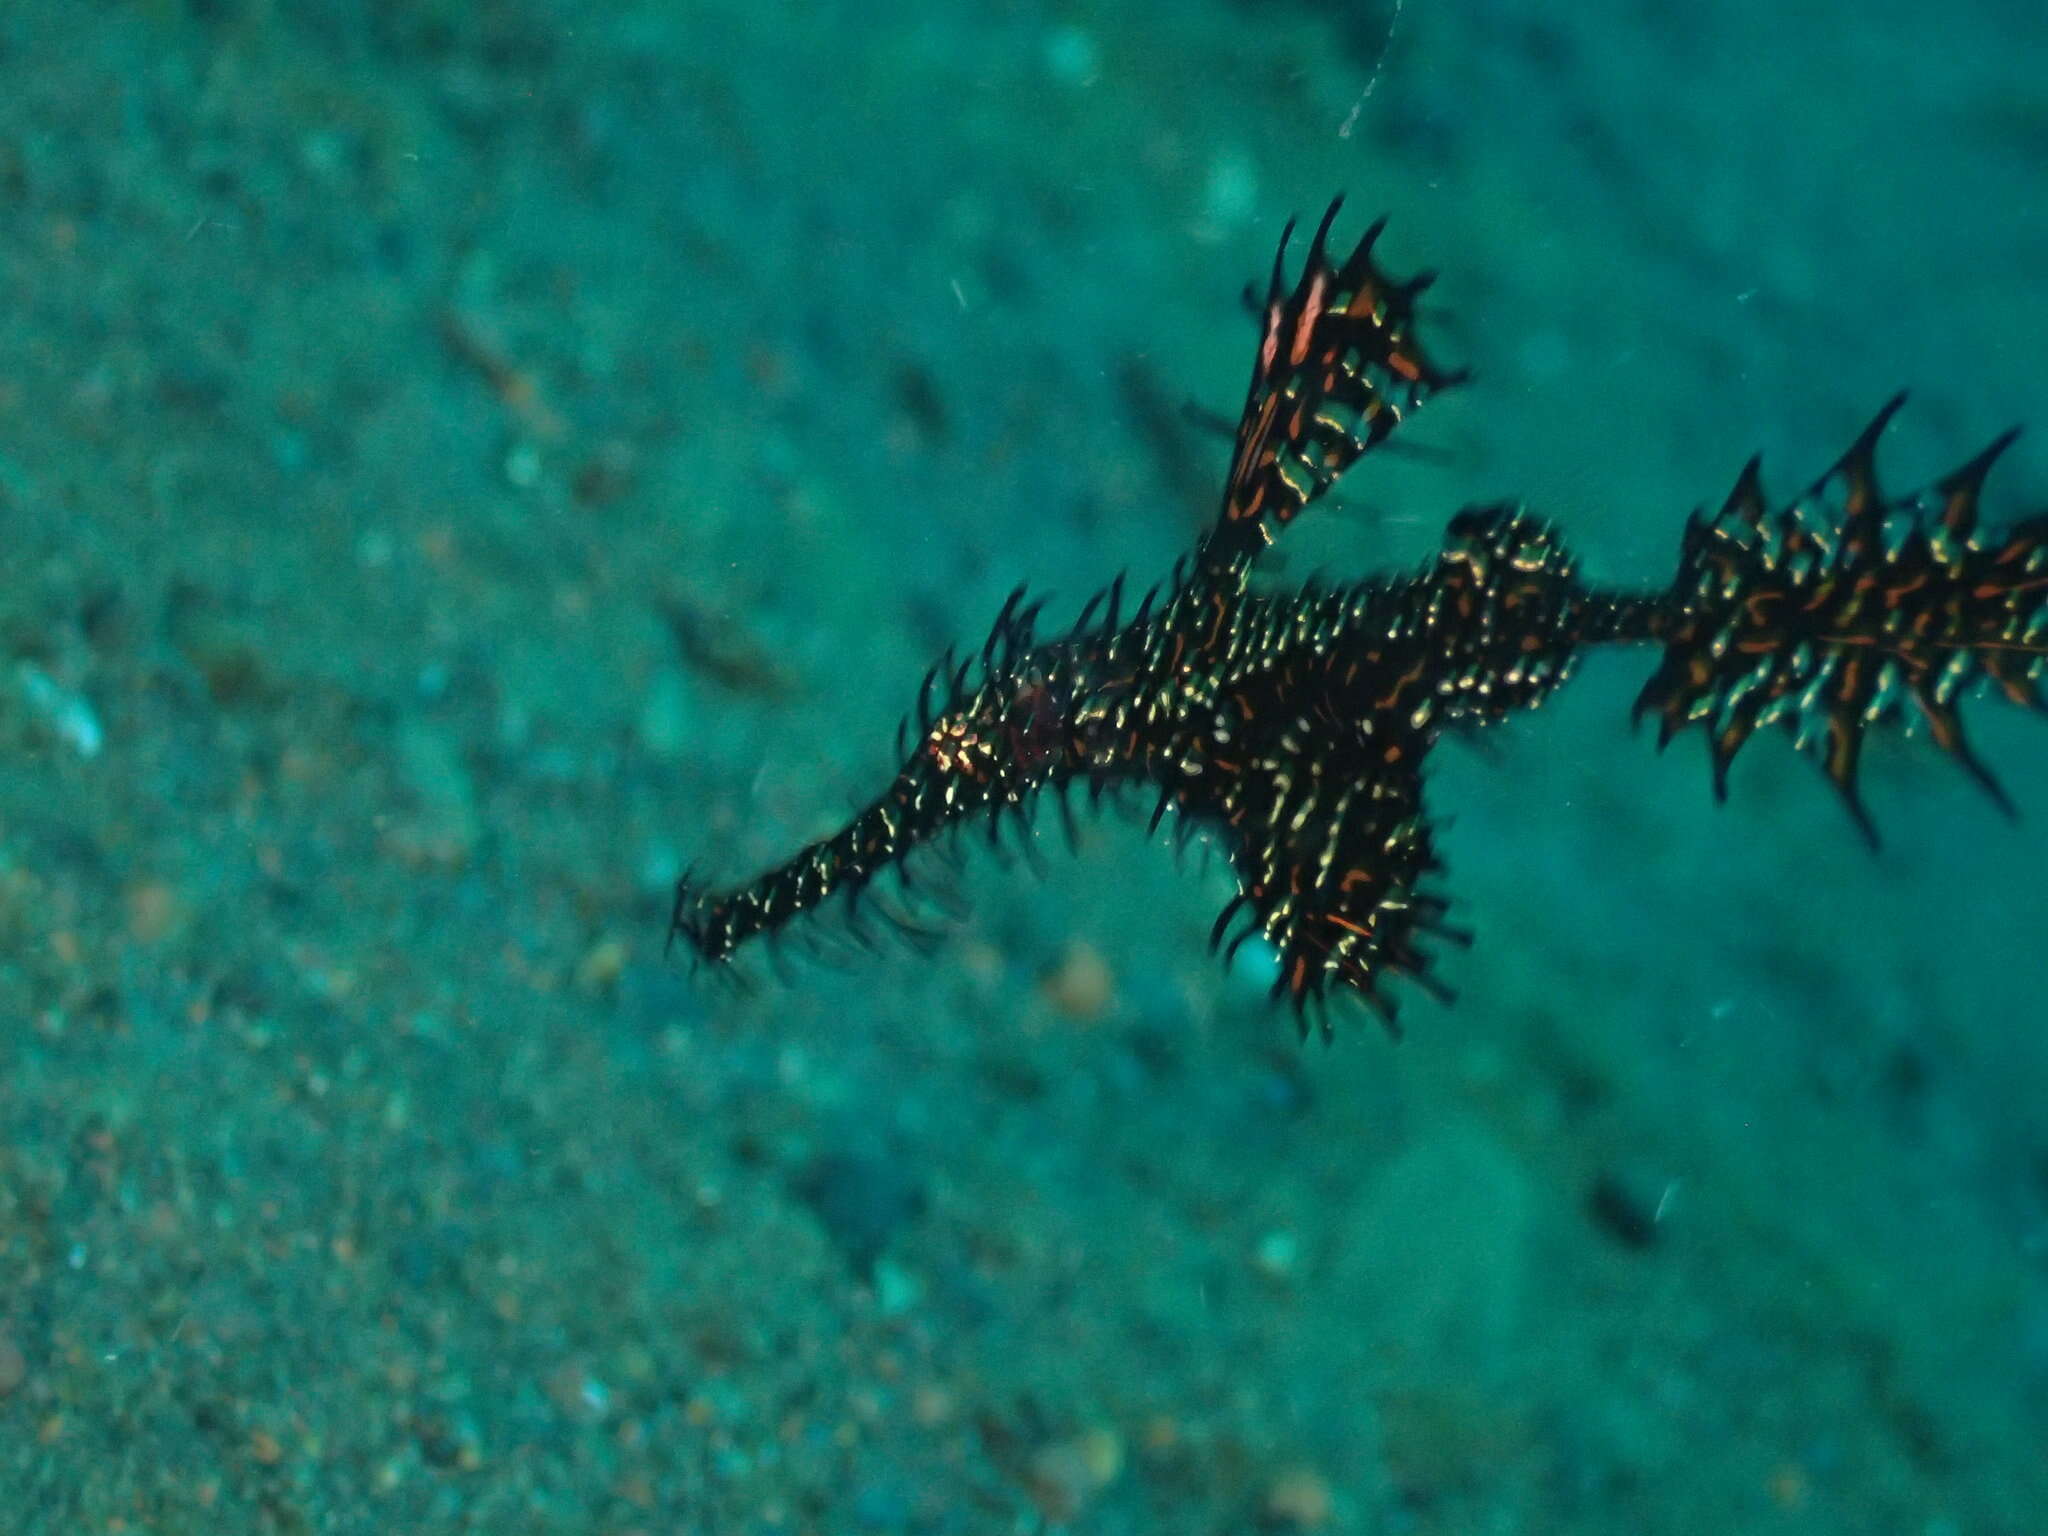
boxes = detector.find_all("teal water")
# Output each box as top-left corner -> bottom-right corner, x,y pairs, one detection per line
1,1 -> 2044,1530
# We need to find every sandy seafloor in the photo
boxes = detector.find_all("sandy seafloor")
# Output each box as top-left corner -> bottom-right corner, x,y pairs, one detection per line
2,1 -> 2046,1531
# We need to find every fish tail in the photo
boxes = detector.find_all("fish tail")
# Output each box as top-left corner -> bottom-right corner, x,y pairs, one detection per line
1633,398 -> 2045,842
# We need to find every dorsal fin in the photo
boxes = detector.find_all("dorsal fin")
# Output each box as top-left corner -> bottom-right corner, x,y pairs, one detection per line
1199,200 -> 1465,577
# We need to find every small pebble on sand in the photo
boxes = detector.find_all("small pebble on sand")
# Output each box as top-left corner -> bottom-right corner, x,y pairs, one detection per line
1026,1427 -> 1123,1522
1043,941 -> 1114,1020
1262,1465 -> 1333,1529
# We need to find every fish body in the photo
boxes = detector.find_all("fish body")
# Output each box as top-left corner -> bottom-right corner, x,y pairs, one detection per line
671,203 -> 2045,1033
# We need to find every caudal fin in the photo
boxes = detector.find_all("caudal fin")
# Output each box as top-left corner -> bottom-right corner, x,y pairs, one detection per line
1635,398 -> 2046,844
